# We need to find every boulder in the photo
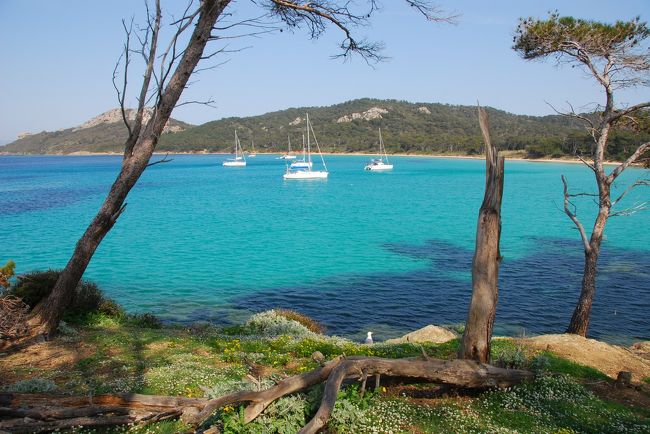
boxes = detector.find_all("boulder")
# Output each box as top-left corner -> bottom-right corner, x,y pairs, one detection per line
630,341 -> 650,362
385,325 -> 457,344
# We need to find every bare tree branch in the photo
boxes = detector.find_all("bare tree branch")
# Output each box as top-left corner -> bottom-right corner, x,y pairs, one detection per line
174,98 -> 217,108
112,18 -> 134,138
611,178 -> 650,207
609,102 -> 650,124
575,153 -> 597,172
146,153 -> 174,167
607,142 -> 650,184
124,0 -> 162,159
157,2 -> 201,98
562,100 -> 596,130
404,0 -> 458,23
610,201 -> 649,217
269,0 -> 387,63
561,175 -> 591,253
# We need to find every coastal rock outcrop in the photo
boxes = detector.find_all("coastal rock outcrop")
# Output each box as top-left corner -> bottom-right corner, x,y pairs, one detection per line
73,108 -> 185,134
385,325 -> 457,344
336,107 -> 388,123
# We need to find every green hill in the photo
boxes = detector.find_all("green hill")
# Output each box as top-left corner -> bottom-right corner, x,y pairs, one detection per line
3,99 -> 647,160
159,98 -> 587,156
1,108 -> 192,154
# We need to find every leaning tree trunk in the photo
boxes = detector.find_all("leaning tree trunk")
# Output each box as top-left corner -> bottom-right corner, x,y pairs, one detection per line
458,106 -> 505,363
566,191 -> 610,336
25,0 -> 230,339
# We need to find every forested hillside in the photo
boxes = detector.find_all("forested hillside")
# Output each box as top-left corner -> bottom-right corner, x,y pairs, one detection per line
160,98 -> 587,156
3,99 -> 647,160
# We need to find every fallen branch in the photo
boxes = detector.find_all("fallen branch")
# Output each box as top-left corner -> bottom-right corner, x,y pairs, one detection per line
298,356 -> 532,434
0,356 -> 533,433
0,393 -> 206,433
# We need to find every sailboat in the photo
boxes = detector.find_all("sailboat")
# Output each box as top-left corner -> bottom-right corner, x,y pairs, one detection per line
249,140 -> 257,157
290,132 -> 313,169
223,131 -> 246,167
278,135 -> 297,160
283,113 -> 328,179
364,128 -> 393,171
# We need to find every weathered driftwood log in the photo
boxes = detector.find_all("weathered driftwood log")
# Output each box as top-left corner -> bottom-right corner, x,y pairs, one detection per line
0,393 -> 206,433
0,357 -> 533,433
297,356 -> 531,434
0,411 -> 180,433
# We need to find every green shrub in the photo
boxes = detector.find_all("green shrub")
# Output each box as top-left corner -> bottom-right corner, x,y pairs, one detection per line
245,310 -> 317,338
128,312 -> 162,329
8,269 -> 120,319
98,298 -> 124,317
274,308 -> 326,334
0,259 -> 15,289
492,342 -> 528,369
9,269 -> 59,307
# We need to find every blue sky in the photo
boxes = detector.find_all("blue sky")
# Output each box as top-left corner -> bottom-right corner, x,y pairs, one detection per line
1,0 -> 648,142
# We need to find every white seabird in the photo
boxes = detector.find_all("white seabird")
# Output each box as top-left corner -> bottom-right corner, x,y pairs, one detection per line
365,331 -> 373,344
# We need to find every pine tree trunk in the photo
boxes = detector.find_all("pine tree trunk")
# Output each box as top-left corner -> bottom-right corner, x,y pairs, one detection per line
565,168 -> 611,337
566,248 -> 600,336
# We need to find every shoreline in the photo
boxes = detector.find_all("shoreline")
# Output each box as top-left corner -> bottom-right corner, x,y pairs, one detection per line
0,150 -> 626,166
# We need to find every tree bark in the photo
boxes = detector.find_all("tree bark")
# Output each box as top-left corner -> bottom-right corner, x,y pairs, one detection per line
566,181 -> 610,336
24,0 -> 230,339
458,106 -> 505,363
566,249 -> 599,335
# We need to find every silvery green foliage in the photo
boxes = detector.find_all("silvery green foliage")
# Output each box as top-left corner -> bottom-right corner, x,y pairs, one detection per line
223,395 -> 308,434
201,378 -> 275,398
57,320 -> 77,336
256,395 -> 308,433
5,378 -> 58,393
492,344 -> 528,369
330,398 -> 373,432
245,310 -> 317,338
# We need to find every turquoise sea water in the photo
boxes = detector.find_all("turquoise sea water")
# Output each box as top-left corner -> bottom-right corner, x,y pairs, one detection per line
1,155 -> 648,343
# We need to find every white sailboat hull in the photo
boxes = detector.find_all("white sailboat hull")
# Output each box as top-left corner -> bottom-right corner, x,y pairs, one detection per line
365,163 -> 393,171
279,155 -> 297,160
283,170 -> 328,179
290,161 -> 313,169
223,160 -> 246,167
224,131 -> 246,167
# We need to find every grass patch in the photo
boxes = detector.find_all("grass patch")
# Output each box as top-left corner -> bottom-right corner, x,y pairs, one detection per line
534,351 -> 610,381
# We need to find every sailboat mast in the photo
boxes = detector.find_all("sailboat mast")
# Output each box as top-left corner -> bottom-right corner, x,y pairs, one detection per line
379,128 -> 388,164
306,113 -> 312,164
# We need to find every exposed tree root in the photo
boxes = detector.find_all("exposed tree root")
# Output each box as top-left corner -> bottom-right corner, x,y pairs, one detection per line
0,354 -> 533,433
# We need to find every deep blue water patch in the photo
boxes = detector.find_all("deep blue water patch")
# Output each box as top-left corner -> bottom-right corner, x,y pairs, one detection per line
0,185 -> 106,215
228,238 -> 650,344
